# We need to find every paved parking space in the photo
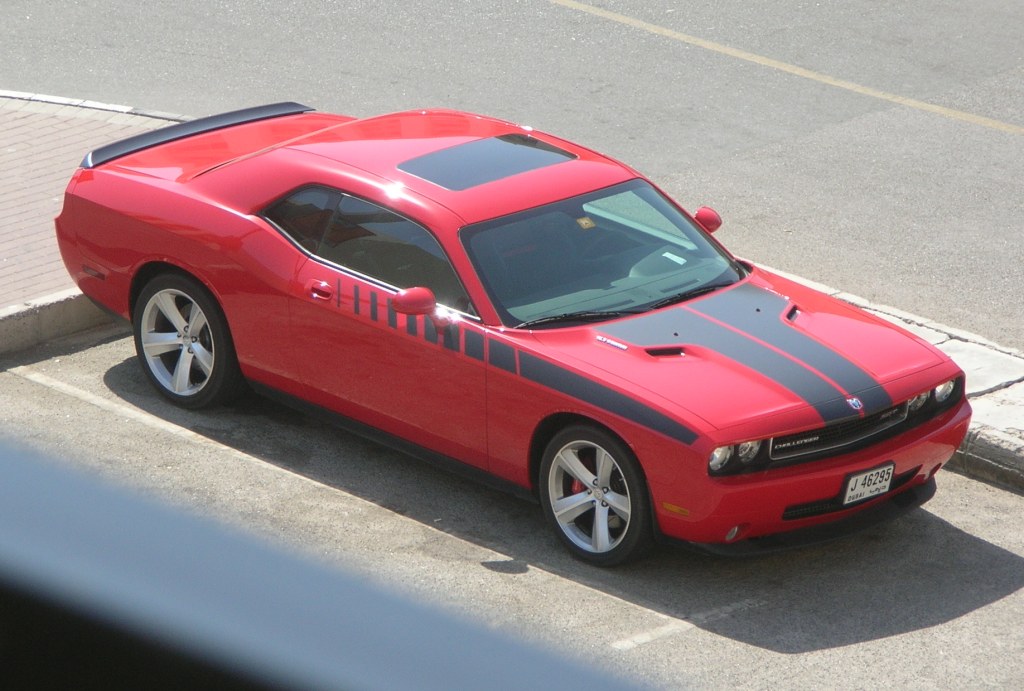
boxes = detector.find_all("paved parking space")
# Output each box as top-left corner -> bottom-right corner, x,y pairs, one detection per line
2,327 -> 1022,688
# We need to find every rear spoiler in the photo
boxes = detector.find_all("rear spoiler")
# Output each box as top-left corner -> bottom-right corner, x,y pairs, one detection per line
81,101 -> 314,169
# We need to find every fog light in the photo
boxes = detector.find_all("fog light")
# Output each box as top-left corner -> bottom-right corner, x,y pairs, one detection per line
725,524 -> 748,542
908,391 -> 929,412
934,380 -> 956,403
709,446 -> 733,473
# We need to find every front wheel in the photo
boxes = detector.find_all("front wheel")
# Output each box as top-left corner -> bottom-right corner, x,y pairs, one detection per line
539,425 -> 653,566
133,273 -> 243,409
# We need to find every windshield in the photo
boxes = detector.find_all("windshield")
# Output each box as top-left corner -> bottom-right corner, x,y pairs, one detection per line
461,179 -> 745,327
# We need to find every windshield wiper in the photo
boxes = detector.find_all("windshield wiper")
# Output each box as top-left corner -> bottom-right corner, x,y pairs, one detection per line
646,280 -> 737,310
516,309 -> 644,329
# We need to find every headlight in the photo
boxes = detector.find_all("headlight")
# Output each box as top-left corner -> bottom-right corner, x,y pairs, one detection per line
709,441 -> 763,473
908,391 -> 930,412
736,440 -> 761,463
709,446 -> 733,472
934,379 -> 956,403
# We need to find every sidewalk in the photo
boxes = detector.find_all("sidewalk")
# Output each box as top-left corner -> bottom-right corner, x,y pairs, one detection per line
1,91 -> 1022,494
0,92 -> 187,349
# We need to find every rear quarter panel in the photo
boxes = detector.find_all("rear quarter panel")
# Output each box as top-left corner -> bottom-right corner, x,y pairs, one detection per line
60,167 -> 308,394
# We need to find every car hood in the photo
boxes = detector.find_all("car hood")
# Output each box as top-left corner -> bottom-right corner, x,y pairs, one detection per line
526,270 -> 947,435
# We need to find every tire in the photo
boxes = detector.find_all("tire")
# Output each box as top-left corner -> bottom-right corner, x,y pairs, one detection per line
539,425 -> 653,566
132,273 -> 244,409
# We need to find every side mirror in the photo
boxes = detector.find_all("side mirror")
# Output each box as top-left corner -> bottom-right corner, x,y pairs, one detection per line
392,287 -> 437,316
694,207 -> 722,233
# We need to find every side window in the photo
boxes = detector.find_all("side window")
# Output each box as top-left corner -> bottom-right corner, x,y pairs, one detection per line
266,187 -> 474,315
264,186 -> 338,252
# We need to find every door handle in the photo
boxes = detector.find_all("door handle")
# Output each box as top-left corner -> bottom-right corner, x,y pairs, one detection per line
305,279 -> 334,302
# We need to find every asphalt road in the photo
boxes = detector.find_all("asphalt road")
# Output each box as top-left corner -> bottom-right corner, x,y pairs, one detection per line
2,1 -> 1022,349
1,327 -> 1022,688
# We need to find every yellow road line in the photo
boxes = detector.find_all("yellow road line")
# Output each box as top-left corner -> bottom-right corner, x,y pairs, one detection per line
550,0 -> 1024,135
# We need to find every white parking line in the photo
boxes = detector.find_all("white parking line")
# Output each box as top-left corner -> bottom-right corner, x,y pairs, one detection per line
611,620 -> 694,651
611,597 -> 766,651
550,0 -> 1024,135
13,366 -> 210,441
8,365 -> 300,476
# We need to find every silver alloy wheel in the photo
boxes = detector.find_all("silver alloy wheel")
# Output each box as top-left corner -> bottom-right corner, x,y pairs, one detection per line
546,439 -> 632,554
139,288 -> 215,397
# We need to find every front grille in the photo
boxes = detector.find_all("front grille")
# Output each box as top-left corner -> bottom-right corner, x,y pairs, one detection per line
707,376 -> 964,477
769,403 -> 909,462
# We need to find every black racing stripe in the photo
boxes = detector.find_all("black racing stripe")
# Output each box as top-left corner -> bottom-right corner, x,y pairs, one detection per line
489,340 -> 516,373
352,284 -> 361,315
370,291 -> 378,322
406,314 -> 418,337
690,284 -> 892,412
387,299 -> 397,329
424,314 -> 437,343
600,308 -> 855,423
443,324 -> 460,351
464,330 -> 484,361
519,353 -> 698,446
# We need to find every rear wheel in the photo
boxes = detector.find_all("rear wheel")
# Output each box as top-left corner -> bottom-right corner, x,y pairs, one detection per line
539,425 -> 653,566
133,273 -> 243,409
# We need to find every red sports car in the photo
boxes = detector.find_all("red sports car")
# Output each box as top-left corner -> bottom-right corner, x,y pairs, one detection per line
56,103 -> 971,565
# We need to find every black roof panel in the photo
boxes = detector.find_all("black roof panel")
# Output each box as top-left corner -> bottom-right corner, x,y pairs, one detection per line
398,134 -> 576,191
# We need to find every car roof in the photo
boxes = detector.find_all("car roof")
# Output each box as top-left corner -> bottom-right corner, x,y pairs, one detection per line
278,109 -> 638,225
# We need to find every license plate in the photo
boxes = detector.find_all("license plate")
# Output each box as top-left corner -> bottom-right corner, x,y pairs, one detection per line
843,463 -> 895,505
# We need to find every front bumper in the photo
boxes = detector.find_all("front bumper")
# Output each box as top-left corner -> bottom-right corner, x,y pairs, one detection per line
666,476 -> 936,556
650,395 -> 971,547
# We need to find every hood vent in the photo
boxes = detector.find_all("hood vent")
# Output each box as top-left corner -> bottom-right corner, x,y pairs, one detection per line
646,346 -> 685,358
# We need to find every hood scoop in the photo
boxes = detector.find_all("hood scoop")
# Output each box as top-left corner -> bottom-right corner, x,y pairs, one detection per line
646,346 -> 685,358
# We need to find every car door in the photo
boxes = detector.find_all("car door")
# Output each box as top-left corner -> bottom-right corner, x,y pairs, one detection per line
266,186 -> 490,469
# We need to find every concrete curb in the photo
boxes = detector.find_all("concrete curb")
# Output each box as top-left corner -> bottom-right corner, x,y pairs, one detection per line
0,289 -> 113,356
0,89 -> 191,122
2,94 -> 1021,497
949,425 -> 1024,495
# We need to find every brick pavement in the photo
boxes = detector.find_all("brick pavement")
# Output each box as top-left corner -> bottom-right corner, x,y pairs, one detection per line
0,95 -> 172,308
